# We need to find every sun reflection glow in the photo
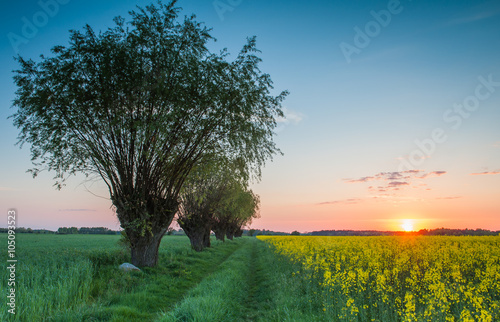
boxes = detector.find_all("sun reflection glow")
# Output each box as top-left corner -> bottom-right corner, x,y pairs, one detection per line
402,219 -> 414,232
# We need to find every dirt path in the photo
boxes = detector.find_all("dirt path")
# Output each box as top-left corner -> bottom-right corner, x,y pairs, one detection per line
242,239 -> 273,321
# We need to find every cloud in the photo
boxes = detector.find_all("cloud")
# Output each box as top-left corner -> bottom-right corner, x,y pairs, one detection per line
388,181 -> 409,187
417,171 -> 447,179
275,108 -> 304,132
344,176 -> 375,183
59,209 -> 97,212
493,142 -> 500,148
276,107 -> 304,125
445,7 -> 500,27
317,198 -> 362,205
470,170 -> 500,176
344,170 -> 447,194
436,196 -> 462,200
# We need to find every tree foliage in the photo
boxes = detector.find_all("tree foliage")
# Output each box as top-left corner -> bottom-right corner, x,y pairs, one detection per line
11,1 -> 287,266
177,156 -> 260,250
213,182 -> 260,241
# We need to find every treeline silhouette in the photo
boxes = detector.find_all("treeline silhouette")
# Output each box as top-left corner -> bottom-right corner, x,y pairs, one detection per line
310,228 -> 500,236
0,227 -> 120,234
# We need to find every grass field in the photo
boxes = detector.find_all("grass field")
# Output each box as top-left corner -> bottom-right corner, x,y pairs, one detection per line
1,234 -> 499,321
0,234 -> 324,321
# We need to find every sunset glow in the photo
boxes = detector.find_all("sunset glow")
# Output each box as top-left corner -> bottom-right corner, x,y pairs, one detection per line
401,220 -> 415,232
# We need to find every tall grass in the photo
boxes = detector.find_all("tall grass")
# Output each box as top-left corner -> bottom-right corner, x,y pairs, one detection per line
0,250 -> 94,321
0,234 -> 125,321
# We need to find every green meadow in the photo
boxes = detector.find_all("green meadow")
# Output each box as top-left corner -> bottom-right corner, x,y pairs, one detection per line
0,234 -> 325,321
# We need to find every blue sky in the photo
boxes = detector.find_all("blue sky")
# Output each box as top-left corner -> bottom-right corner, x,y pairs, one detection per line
1,0 -> 499,232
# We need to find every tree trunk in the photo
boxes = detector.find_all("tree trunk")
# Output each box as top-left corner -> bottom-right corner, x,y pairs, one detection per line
112,192 -> 178,267
203,230 -> 211,248
213,227 -> 226,241
180,220 -> 212,251
226,230 -> 234,240
234,228 -> 243,237
130,228 -> 166,267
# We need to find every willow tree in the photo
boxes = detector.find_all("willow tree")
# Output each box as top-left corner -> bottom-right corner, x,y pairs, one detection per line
11,1 -> 287,267
177,159 -> 258,249
213,185 -> 260,241
176,159 -> 233,251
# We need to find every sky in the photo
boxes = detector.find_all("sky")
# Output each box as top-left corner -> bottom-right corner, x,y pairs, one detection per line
1,0 -> 499,233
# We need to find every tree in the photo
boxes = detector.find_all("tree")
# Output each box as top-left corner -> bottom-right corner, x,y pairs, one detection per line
213,184 -> 260,241
11,1 -> 286,267
177,159 -> 237,251
290,230 -> 300,236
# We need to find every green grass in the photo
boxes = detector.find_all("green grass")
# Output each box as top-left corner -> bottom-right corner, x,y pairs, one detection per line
0,234 -> 328,321
161,238 -> 328,321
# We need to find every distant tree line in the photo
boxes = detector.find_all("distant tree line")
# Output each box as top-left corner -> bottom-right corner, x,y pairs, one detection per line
246,229 -> 291,237
57,227 -> 119,235
310,228 -> 500,236
417,228 -> 500,236
0,227 -> 120,234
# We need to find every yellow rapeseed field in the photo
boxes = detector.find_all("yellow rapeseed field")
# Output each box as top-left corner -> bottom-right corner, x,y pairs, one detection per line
258,236 -> 500,321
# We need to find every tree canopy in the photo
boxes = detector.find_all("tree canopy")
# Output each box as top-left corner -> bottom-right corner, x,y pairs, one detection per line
11,0 -> 287,266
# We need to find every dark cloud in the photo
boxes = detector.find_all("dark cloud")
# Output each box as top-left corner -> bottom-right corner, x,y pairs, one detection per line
388,181 -> 409,187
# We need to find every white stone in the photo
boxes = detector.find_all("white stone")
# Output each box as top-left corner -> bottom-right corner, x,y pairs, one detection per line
119,262 -> 141,272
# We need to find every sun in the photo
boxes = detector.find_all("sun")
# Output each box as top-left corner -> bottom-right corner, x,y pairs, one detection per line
401,219 -> 414,232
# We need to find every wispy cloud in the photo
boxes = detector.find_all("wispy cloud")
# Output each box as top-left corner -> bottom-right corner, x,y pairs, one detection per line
317,198 -> 362,205
277,107 -> 304,124
417,171 -> 447,179
344,170 -> 447,194
493,141 -> 500,148
436,196 -> 462,200
59,209 -> 97,212
275,107 -> 304,132
470,170 -> 500,176
445,7 -> 500,27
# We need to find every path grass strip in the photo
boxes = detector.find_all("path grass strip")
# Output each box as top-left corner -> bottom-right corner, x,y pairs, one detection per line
159,238 -> 253,321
